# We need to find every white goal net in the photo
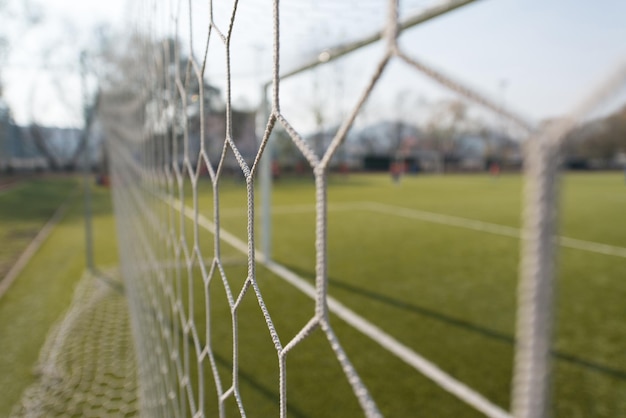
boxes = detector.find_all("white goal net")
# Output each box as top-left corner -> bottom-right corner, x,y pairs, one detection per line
99,0 -> 626,417
10,271 -> 138,418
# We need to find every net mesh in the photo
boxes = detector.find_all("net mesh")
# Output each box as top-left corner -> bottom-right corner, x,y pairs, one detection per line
98,0 -> 626,417
10,271 -> 138,418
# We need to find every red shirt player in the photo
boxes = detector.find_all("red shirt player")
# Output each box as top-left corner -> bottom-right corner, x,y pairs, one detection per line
489,162 -> 501,177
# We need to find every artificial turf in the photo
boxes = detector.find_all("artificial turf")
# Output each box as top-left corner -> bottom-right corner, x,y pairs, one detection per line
0,177 -> 119,416
1,172 -> 624,417
152,171 -> 626,417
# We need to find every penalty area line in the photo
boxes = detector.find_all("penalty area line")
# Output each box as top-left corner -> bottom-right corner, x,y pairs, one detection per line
218,202 -> 366,218
168,197 -> 511,418
237,201 -> 626,259
363,201 -> 626,259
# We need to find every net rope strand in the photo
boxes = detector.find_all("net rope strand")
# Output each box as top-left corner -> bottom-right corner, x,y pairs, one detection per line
97,0 -> 626,417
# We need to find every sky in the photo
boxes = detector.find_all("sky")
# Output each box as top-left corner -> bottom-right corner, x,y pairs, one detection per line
1,0 -> 625,133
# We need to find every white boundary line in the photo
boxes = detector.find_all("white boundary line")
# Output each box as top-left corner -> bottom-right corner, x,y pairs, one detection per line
223,201 -> 626,259
219,203 -> 364,218
168,197 -> 511,418
0,201 -> 69,299
362,201 -> 626,259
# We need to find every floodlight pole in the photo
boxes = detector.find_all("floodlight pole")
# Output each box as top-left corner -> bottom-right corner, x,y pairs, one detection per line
81,50 -> 95,272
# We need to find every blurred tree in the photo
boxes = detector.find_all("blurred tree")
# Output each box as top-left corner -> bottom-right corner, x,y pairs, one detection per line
562,105 -> 626,168
0,0 -> 43,94
424,99 -> 471,172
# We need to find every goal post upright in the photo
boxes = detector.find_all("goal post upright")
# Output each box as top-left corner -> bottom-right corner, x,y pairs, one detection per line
80,50 -> 95,274
259,83 -> 273,261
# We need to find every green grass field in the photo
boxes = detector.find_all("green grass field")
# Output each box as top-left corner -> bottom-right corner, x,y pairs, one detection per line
1,172 -> 625,417
0,177 -> 119,416
0,178 -> 75,279
135,171 -> 625,417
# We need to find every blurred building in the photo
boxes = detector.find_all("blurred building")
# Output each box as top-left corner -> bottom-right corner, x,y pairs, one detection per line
0,99 -> 48,172
299,120 -> 522,173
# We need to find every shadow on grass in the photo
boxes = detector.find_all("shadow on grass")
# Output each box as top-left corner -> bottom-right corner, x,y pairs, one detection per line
282,264 -> 626,383
212,352 -> 310,418
92,268 -> 125,294
143,304 -> 310,418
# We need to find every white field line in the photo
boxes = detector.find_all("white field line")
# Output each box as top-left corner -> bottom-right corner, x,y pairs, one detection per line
246,201 -> 626,259
219,203 -> 363,218
362,201 -> 626,259
168,197 -> 511,418
0,202 -> 69,299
